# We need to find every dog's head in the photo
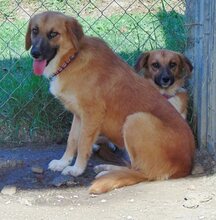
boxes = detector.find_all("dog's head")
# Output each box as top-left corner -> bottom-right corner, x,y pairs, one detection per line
25,11 -> 83,75
134,50 -> 193,90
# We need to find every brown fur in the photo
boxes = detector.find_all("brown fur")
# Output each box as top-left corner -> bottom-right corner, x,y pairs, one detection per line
26,11 -> 195,194
134,50 -> 193,119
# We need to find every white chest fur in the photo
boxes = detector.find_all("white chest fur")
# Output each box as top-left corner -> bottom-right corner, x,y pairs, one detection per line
49,78 -> 79,113
49,78 -> 61,97
43,55 -> 59,79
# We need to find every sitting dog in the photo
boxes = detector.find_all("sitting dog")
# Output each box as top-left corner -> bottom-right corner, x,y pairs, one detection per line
134,50 -> 193,119
94,50 -> 193,158
25,11 -> 195,194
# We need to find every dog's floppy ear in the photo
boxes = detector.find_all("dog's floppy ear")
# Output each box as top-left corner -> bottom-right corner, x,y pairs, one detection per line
179,54 -> 193,75
134,52 -> 150,73
65,18 -> 84,52
25,20 -> 32,50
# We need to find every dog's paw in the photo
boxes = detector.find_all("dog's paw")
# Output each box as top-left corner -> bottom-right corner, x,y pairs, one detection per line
92,144 -> 100,152
48,159 -> 70,172
62,165 -> 84,177
94,164 -> 110,174
95,170 -> 110,179
107,142 -> 117,152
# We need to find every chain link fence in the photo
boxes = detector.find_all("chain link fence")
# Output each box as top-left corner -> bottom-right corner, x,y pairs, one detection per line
0,0 -> 187,146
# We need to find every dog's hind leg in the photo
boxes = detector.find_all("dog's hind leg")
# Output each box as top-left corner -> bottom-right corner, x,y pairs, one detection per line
123,112 -> 176,180
89,112 -> 177,194
49,114 -> 81,172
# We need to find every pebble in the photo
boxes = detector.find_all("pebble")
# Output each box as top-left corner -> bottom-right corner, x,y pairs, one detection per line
101,199 -> 107,203
18,198 -> 32,206
50,175 -> 74,187
31,166 -> 44,174
1,185 -> 17,195
90,194 -> 98,198
0,160 -> 23,169
66,180 -> 77,187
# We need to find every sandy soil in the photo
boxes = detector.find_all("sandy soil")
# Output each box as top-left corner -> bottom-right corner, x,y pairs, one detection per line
0,145 -> 216,220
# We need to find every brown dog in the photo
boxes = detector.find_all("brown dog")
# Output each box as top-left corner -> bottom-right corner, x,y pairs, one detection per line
134,50 -> 193,119
25,11 -> 195,194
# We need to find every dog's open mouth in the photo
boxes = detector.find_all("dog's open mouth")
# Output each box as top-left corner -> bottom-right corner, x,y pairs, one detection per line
33,59 -> 47,75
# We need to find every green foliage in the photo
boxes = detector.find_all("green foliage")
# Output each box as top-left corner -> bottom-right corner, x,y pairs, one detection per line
156,9 -> 186,52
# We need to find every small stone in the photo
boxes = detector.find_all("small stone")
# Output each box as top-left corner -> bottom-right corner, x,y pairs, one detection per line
192,164 -> 204,175
90,194 -> 98,198
66,180 -> 77,186
1,185 -> 17,195
31,166 -> 44,174
127,216 -> 133,220
101,199 -> 107,203
0,159 -> 23,169
129,199 -> 134,202
50,175 -> 74,187
18,198 -> 32,206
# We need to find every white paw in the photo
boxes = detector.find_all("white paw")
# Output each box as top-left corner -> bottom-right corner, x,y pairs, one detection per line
107,142 -> 117,152
92,144 -> 100,152
48,159 -> 71,172
95,170 -> 110,179
94,164 -> 109,174
62,165 -> 84,177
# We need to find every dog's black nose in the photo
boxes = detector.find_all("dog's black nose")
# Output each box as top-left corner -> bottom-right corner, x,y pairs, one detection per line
31,48 -> 41,59
161,76 -> 170,84
154,73 -> 174,88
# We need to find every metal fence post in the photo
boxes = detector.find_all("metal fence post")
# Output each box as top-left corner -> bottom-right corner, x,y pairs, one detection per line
186,0 -> 216,158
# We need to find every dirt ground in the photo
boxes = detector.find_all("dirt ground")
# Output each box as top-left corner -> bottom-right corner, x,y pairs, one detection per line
0,145 -> 216,220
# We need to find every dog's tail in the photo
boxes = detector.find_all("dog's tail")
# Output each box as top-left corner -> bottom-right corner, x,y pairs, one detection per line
89,168 -> 147,194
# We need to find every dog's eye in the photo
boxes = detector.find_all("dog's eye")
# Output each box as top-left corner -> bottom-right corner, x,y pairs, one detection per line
32,28 -> 38,35
170,62 -> 177,68
152,63 -> 160,69
48,31 -> 59,40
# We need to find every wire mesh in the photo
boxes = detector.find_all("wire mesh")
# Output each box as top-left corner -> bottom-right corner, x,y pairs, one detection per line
0,0 -> 186,146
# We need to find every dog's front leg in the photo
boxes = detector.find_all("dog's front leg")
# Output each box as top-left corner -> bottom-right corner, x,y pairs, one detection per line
48,114 -> 81,171
62,114 -> 102,177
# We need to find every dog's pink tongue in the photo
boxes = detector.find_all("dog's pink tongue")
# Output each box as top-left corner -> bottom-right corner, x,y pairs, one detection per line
33,59 -> 47,75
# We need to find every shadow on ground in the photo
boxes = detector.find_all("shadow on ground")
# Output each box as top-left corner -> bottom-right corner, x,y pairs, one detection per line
0,144 -> 128,191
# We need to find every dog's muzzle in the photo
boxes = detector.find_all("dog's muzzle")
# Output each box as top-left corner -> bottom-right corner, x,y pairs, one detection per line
154,70 -> 174,88
31,46 -> 42,59
30,38 -> 58,63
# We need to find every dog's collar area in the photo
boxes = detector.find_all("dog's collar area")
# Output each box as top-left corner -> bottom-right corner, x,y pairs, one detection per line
49,52 -> 78,80
163,94 -> 174,99
163,87 -> 186,99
